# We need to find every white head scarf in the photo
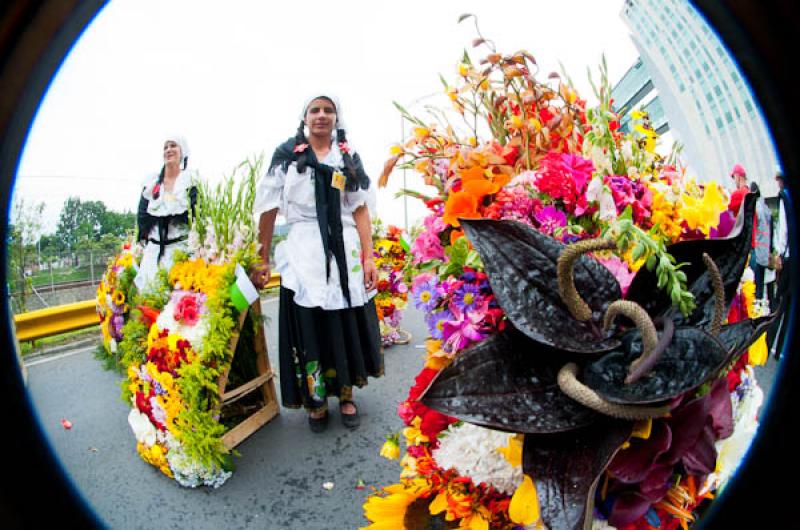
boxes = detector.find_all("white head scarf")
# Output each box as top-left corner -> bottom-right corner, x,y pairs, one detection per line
164,134 -> 190,168
300,93 -> 346,130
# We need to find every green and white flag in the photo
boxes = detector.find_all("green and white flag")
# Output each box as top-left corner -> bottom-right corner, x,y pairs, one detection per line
229,263 -> 260,312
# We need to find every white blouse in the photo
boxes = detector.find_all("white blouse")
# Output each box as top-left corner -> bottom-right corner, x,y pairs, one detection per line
135,169 -> 198,292
253,147 -> 375,310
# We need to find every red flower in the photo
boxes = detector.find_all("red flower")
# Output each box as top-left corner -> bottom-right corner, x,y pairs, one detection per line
152,182 -> 161,199
137,304 -> 160,328
293,143 -> 309,153
338,141 -> 350,154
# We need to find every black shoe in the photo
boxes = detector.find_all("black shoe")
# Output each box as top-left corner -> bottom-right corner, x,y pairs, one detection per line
340,401 -> 360,429
308,410 -> 329,433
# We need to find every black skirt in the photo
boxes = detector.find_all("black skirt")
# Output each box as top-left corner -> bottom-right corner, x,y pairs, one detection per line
278,286 -> 384,411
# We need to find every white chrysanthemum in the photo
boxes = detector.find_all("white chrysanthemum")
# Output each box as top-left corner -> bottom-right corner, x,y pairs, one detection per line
166,444 -> 231,488
432,422 -> 523,495
127,408 -> 157,447
702,367 -> 763,495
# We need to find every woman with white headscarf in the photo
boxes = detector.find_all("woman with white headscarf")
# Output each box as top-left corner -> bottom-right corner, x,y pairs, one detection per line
135,134 -> 198,291
251,94 -> 382,432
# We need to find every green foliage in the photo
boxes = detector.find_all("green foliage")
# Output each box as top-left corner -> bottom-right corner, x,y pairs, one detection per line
118,313 -> 148,377
439,234 -> 483,278
605,207 -> 696,316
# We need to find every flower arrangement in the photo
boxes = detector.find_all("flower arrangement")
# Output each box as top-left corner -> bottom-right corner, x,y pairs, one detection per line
98,158 -> 264,487
372,220 -> 412,346
365,24 -> 770,530
96,241 -> 139,360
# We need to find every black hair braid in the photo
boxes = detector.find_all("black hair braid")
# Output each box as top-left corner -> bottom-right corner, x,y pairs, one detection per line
153,165 -> 166,199
295,120 -> 310,173
337,128 -> 360,191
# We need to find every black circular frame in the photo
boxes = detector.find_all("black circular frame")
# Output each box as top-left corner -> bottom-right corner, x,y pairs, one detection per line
1,1 -> 797,527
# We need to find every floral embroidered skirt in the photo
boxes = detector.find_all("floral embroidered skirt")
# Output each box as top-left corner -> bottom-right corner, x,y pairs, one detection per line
278,287 -> 384,412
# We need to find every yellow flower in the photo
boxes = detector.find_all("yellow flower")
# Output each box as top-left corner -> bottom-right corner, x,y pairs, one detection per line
118,253 -> 134,268
679,181 -> 727,236
403,416 -> 429,446
380,434 -> 401,460
496,433 -> 523,467
137,442 -> 173,478
509,474 -> 541,526
112,290 -> 125,306
389,144 -> 404,156
362,479 -> 432,530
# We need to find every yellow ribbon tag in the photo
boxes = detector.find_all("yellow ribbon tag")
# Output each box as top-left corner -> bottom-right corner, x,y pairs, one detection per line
331,170 -> 346,192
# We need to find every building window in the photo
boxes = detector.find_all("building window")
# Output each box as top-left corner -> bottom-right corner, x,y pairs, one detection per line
744,100 -> 754,113
705,92 -> 713,103
734,107 -> 741,118
725,111 -> 733,124
715,117 -> 724,129
679,83 -> 686,92
714,85 -> 722,96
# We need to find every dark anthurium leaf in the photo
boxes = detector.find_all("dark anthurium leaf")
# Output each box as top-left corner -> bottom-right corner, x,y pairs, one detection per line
583,327 -> 728,404
626,192 -> 757,328
420,327 -> 602,433
461,218 -> 621,353
716,313 -> 778,366
523,421 -> 631,530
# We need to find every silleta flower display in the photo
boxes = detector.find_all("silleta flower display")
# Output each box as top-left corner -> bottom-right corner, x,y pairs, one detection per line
364,27 -> 774,530
96,159 -> 262,487
372,221 -> 412,346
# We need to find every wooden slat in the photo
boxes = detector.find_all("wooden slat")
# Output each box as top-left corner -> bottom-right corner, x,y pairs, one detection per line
221,371 -> 274,405
221,400 -> 280,450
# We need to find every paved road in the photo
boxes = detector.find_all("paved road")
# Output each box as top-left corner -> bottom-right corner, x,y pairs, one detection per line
23,301 -> 784,529
25,298 -> 428,530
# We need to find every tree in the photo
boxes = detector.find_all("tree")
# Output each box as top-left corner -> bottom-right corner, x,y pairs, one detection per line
55,197 -> 107,251
6,197 -> 44,312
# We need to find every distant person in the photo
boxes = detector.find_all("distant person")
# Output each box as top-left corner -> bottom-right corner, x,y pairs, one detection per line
727,163 -> 749,215
770,170 -> 791,358
750,181 -> 772,304
250,93 -> 382,432
135,134 -> 198,291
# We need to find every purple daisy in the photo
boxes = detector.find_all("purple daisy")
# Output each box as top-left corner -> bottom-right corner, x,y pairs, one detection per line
426,308 -> 452,340
451,283 -> 483,314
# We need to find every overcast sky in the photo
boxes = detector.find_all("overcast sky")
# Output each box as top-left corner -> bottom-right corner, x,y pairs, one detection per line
13,0 -> 639,235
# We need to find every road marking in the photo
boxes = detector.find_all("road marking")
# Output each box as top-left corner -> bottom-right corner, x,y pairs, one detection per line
24,346 -> 94,367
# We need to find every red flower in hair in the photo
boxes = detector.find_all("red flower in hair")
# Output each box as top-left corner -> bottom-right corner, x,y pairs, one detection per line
152,182 -> 161,198
293,143 -> 309,153
338,141 -> 350,154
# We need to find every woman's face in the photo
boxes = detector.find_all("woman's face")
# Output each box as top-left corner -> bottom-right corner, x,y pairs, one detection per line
163,140 -> 182,166
304,97 -> 337,138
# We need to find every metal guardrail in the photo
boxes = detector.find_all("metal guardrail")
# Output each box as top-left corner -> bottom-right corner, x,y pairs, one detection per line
13,273 -> 281,343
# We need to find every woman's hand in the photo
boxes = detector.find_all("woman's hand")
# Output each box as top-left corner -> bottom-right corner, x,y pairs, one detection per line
363,258 -> 378,291
249,259 -> 271,289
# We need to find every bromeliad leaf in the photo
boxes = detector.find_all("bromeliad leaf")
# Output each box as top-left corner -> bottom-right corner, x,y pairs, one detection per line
523,420 -> 631,530
461,218 -> 621,353
420,327 -> 601,433
626,192 -> 757,328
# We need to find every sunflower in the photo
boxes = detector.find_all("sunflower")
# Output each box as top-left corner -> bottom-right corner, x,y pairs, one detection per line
112,290 -> 126,306
362,479 -> 457,530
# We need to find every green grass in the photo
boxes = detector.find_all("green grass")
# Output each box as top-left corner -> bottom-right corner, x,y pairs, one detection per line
19,327 -> 101,356
29,266 -> 96,287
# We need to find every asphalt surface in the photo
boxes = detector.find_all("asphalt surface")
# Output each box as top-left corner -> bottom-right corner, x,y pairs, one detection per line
25,297 -> 428,530
22,300 -> 784,530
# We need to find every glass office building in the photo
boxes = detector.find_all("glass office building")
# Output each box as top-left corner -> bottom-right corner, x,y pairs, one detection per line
617,0 -> 778,195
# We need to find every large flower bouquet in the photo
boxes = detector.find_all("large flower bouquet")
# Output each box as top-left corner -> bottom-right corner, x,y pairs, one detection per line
364,29 -> 771,530
96,241 -> 140,360
373,220 -> 412,346
98,158 -> 263,487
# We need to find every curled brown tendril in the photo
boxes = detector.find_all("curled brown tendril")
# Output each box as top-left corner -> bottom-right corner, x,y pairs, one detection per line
702,252 -> 725,337
603,300 -> 668,384
556,238 -> 617,321
557,363 -> 671,420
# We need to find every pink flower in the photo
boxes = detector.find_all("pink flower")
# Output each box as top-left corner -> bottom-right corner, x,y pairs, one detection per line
411,231 -> 444,263
293,143 -> 309,153
596,254 -> 636,296
442,302 -> 488,353
338,141 -> 350,154
173,293 -> 201,326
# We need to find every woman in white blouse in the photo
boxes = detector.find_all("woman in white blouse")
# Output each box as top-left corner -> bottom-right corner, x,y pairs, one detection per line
135,135 -> 197,292
252,94 -> 382,432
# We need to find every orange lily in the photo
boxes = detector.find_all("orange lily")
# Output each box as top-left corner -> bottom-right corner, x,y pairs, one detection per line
443,191 -> 480,227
